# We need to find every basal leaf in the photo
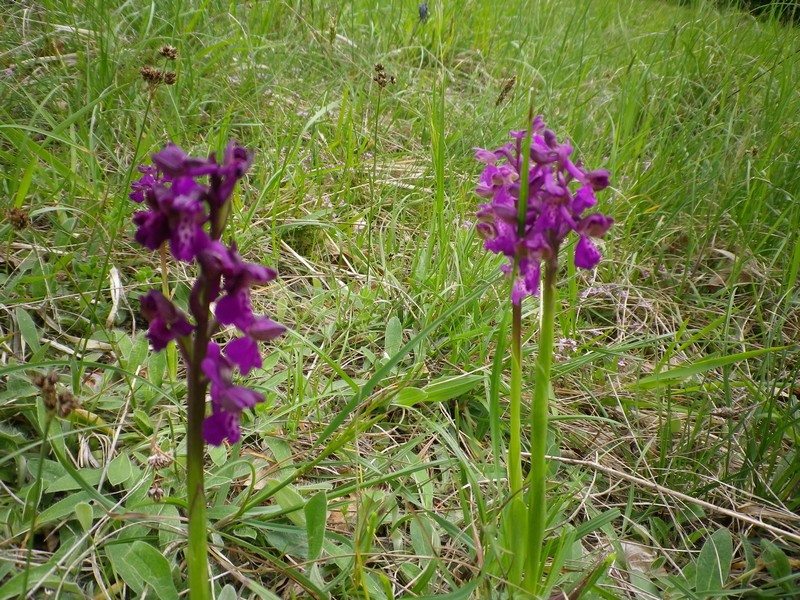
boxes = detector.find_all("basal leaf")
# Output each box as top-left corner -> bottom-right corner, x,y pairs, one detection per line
304,490 -> 328,561
695,528 -> 732,593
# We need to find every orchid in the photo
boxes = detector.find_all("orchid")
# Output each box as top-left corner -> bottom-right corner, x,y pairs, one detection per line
130,141 -> 285,600
474,115 -> 612,594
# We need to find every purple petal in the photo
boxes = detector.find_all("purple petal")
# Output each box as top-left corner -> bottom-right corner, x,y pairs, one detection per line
225,336 -> 262,375
247,317 -> 286,341
473,148 -> 498,164
202,342 -> 232,389
133,211 -> 170,251
578,213 -> 614,238
215,289 -> 253,330
586,169 -> 610,191
151,144 -> 189,177
574,236 -> 602,269
202,411 -> 240,446
221,386 -> 263,411
572,186 -> 597,214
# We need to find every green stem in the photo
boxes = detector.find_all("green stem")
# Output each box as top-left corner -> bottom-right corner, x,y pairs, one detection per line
507,294 -> 527,586
186,294 -> 210,600
20,412 -> 53,600
508,108 -> 533,590
524,257 -> 557,595
508,298 -> 523,496
161,246 -> 178,381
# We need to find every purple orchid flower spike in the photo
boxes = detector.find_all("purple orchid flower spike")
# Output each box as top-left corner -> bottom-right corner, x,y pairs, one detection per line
473,117 -> 613,303
130,142 -> 286,446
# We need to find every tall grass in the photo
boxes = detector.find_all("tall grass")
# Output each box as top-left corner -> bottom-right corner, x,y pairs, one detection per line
1,0 -> 798,597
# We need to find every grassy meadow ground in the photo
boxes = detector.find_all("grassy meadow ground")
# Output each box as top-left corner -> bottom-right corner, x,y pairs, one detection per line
1,0 -> 799,598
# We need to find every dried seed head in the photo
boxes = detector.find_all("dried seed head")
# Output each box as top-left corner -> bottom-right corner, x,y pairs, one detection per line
148,447 -> 173,470
140,65 -> 165,86
496,76 -> 516,106
159,45 -> 178,60
32,371 -> 59,411
372,64 -> 395,89
164,71 -> 177,85
7,207 -> 29,230
148,481 -> 165,502
57,391 -> 79,418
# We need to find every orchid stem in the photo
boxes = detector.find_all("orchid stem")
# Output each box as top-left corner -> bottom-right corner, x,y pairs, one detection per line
186,290 -> 210,600
160,246 -> 178,381
524,257 -> 557,595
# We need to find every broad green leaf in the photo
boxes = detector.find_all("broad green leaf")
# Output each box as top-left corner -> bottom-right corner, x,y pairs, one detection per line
695,528 -> 732,593
124,335 -> 150,373
39,492 -> 91,525
270,480 -> 306,526
391,387 -> 427,406
400,580 -> 480,600
107,540 -> 179,600
15,307 -> 41,352
0,564 -> 83,600
149,350 -> 166,389
218,585 -> 239,600
304,491 -> 327,561
760,539 -> 791,581
423,373 -> 482,402
74,502 -> 93,532
107,452 -> 133,486
635,347 -> 788,390
208,443 -> 228,467
391,374 -> 482,408
384,316 -> 403,358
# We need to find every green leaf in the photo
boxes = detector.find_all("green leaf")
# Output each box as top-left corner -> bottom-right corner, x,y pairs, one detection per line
423,373 -> 482,402
270,480 -> 306,526
46,468 -> 102,493
15,307 -> 41,352
218,585 -> 239,600
634,347 -> 788,390
391,374 -> 483,408
384,316 -> 403,359
107,452 -> 133,486
391,387 -> 427,406
209,443 -> 228,467
760,539 -> 791,581
124,335 -> 150,373
400,580 -> 480,600
39,492 -> 91,525
74,502 -> 93,532
107,540 -> 179,600
695,528 -> 732,593
304,491 -> 327,561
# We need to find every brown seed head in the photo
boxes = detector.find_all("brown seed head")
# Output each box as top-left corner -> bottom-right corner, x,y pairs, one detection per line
164,71 -> 177,85
7,207 -> 29,230
140,65 -> 165,86
159,45 -> 178,60
148,447 -> 173,470
32,371 -> 58,411
57,391 -> 79,418
148,482 -> 165,502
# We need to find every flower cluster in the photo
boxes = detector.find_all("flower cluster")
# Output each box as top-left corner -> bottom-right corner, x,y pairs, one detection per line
473,116 -> 613,304
131,143 -> 285,445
